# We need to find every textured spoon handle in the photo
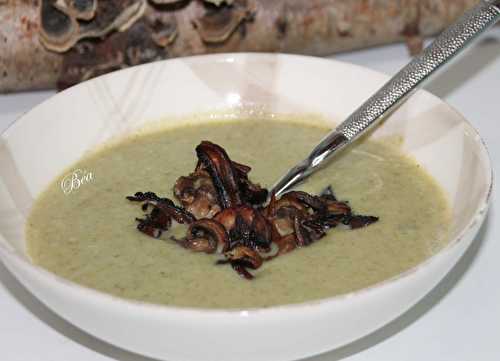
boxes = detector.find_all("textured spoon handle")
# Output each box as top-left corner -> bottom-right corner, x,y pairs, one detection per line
271,0 -> 500,197
336,0 -> 500,140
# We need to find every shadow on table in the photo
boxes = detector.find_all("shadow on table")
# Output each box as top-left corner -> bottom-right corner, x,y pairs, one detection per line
0,261 -> 163,361
0,212 -> 491,361
312,212 -> 491,361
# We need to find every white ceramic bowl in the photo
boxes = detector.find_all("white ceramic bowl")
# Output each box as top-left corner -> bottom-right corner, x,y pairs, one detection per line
0,54 -> 492,361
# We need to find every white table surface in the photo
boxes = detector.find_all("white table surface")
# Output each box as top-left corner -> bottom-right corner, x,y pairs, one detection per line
1,28 -> 499,361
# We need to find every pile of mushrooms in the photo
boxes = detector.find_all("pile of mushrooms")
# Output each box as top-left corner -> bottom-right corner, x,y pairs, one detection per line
128,141 -> 378,279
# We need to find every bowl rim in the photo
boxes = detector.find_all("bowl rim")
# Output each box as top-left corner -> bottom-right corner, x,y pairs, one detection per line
0,52 -> 493,316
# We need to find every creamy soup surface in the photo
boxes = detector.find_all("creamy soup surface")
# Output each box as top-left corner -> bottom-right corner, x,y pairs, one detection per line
27,118 -> 451,309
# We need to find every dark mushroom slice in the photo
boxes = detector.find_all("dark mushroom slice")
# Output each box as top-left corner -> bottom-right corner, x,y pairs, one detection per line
145,199 -> 196,225
231,161 -> 268,206
174,171 -> 221,219
126,191 -> 164,202
133,198 -> 177,239
179,219 -> 229,253
282,191 -> 327,211
265,194 -> 306,218
230,213 -> 268,251
320,185 -> 337,201
135,207 -> 172,238
222,245 -> 263,279
323,200 -> 351,216
229,263 -> 254,280
193,141 -> 268,207
256,240 -> 279,260
301,219 -> 327,240
238,177 -> 268,206
265,191 -> 351,248
302,199 -> 350,233
136,220 -> 163,238
175,237 -> 215,253
127,191 -> 195,224
265,193 -> 312,243
270,216 -> 295,237
224,245 -> 263,269
294,215 -> 314,247
196,141 -> 243,209
228,214 -> 252,249
234,206 -> 271,244
271,234 -> 297,257
232,161 -> 251,175
318,186 -> 352,215
344,215 -> 379,229
192,2 -> 253,44
214,206 -> 272,251
127,191 -> 195,239
40,0 -> 80,52
272,205 -> 302,235
264,216 -> 298,259
304,212 -> 340,232
213,208 -> 237,231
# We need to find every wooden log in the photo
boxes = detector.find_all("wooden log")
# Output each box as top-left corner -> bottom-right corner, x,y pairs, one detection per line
0,0 -> 480,92
0,0 -> 63,92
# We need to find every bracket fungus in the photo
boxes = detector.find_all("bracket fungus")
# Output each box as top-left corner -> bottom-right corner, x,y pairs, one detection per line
40,0 -> 80,53
55,0 -> 98,21
146,12 -> 178,47
40,0 -> 253,51
39,0 -> 148,52
192,0 -> 254,44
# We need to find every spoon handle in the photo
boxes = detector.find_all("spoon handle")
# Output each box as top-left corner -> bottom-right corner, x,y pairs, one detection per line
337,0 -> 500,141
272,0 -> 500,197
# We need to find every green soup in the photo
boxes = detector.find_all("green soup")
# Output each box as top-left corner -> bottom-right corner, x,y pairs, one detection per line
26,118 -> 450,309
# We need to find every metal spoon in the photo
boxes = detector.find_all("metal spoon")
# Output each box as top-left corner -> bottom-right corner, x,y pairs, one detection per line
271,0 -> 500,197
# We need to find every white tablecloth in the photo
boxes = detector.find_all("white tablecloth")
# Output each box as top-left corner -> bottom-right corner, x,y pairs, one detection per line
1,28 -> 499,361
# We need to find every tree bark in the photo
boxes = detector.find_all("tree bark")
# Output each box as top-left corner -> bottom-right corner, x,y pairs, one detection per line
0,0 -> 63,92
0,0 -> 480,93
